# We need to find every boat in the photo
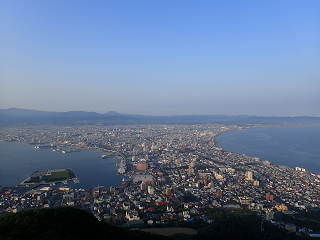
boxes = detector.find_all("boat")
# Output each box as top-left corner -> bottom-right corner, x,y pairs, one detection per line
102,154 -> 109,159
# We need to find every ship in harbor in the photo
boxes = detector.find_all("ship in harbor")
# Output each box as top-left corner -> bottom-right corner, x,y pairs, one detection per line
102,154 -> 109,159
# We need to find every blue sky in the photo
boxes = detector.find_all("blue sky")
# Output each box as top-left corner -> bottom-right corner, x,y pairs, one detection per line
1,1 -> 319,116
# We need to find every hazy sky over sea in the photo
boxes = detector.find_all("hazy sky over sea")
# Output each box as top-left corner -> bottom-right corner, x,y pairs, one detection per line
1,1 -> 319,116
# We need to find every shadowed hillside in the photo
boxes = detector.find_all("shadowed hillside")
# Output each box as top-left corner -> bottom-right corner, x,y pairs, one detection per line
0,207 -> 166,240
0,207 -> 312,240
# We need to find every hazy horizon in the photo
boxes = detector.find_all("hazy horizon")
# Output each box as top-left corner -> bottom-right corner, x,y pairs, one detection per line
1,1 -> 319,117
2,107 -> 320,118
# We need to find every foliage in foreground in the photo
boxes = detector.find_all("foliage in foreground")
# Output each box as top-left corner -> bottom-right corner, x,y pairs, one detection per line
195,214 -> 308,240
0,207 -> 312,240
0,207 -> 165,240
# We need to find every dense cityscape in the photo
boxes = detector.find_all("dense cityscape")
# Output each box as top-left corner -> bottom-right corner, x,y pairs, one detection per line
1,123 -> 320,236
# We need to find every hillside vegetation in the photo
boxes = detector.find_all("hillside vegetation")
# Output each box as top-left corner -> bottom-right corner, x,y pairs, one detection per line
0,207 -> 166,240
0,207 -> 311,240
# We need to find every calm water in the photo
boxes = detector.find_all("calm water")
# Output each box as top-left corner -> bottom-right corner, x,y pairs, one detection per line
217,125 -> 320,174
0,142 -> 125,189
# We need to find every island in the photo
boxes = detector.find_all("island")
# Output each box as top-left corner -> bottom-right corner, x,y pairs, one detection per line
18,168 -> 80,186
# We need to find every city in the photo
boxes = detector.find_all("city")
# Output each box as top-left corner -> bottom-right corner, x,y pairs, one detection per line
1,1 -> 319,238
1,123 -> 320,236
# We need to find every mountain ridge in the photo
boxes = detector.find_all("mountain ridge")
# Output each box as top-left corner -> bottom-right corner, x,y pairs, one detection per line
1,108 -> 320,126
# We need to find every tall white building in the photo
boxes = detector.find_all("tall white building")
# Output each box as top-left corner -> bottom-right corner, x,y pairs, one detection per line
148,186 -> 154,194
246,171 -> 253,180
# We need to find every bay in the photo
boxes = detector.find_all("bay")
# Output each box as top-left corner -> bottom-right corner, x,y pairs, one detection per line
0,142 -> 125,189
216,125 -> 320,174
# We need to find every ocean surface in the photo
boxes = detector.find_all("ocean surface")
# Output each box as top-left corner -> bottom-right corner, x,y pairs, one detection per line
1,125 -> 319,188
217,125 -> 320,174
0,142 -> 125,189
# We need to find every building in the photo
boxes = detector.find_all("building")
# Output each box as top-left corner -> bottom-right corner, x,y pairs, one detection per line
126,210 -> 140,221
133,174 -> 153,183
151,178 -> 156,185
148,186 -> 154,194
181,147 -> 191,153
166,188 -> 171,196
136,160 -> 148,171
188,166 -> 195,174
93,184 -> 103,197
239,197 -> 251,205
110,186 -> 115,194
201,179 -> 208,186
275,204 -> 288,211
123,202 -> 130,210
266,192 -> 274,201
285,223 -> 296,232
295,167 -> 306,172
160,177 -> 166,184
246,171 -> 253,180
265,210 -> 274,221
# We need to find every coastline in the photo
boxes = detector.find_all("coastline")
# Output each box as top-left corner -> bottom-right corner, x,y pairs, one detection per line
214,123 -> 319,147
0,142 -> 124,189
215,125 -> 320,175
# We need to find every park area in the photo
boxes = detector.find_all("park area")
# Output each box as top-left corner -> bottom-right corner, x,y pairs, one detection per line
24,169 -> 75,184
42,169 -> 75,182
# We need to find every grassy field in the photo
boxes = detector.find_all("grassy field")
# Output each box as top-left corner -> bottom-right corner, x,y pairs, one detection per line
42,169 -> 75,182
45,170 -> 69,179
25,169 -> 75,183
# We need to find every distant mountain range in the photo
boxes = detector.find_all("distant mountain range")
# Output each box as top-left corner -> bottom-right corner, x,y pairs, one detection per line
1,108 -> 320,126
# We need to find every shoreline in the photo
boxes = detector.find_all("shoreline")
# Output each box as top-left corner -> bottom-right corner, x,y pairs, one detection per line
213,123 -> 318,147
214,125 -> 320,175
0,142 -> 123,189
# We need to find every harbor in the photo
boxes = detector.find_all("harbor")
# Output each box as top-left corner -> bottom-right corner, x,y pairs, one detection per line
0,141 -> 125,189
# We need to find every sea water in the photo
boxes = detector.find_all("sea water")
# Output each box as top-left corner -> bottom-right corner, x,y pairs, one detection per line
0,141 -> 125,189
217,125 -> 320,174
